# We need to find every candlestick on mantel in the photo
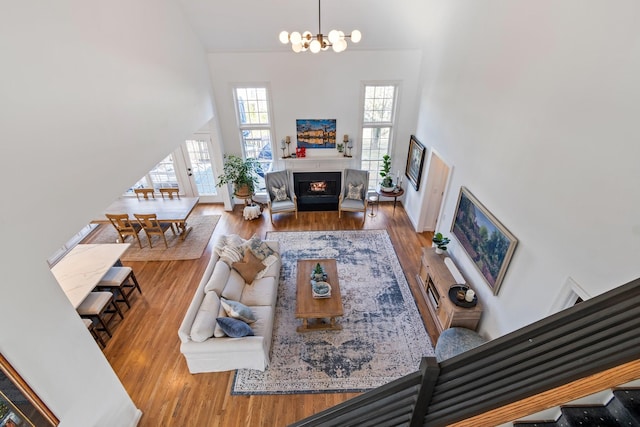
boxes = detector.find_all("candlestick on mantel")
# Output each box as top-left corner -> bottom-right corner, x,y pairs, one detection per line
284,136 -> 291,157
343,134 -> 349,143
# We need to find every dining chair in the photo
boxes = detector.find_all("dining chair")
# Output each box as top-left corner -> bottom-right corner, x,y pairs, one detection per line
159,188 -> 180,199
338,169 -> 370,220
265,169 -> 297,223
134,213 -> 175,248
105,213 -> 143,248
134,188 -> 155,200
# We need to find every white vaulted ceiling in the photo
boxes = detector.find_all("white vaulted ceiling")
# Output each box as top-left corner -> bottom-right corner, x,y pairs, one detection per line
176,0 -> 430,52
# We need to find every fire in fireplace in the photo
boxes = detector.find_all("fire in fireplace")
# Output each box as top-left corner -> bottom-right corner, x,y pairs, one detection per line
309,181 -> 327,193
294,172 -> 341,211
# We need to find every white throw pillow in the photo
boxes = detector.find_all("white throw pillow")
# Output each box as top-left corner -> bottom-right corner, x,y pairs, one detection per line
213,234 -> 245,256
255,254 -> 278,280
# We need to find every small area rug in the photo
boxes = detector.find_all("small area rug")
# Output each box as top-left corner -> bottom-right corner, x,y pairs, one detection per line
85,215 -> 220,261
232,229 -> 434,395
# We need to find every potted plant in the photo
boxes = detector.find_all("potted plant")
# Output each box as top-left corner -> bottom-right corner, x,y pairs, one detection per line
432,232 -> 451,254
310,263 -> 327,282
379,154 -> 394,191
216,154 -> 260,198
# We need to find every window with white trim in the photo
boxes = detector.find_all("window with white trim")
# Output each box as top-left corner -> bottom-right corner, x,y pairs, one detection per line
233,86 -> 274,192
360,84 -> 398,190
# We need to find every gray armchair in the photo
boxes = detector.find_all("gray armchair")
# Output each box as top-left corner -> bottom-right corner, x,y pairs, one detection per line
338,169 -> 370,219
265,169 -> 298,223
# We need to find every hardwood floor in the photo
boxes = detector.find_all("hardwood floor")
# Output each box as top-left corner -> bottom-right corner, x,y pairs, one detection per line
86,202 -> 435,426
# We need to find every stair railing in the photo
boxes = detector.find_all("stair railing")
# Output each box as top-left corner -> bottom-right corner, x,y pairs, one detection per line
290,277 -> 640,427
289,357 -> 440,427
424,276 -> 640,425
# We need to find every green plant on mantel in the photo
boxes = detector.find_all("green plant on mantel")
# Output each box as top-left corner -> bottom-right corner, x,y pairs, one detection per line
380,154 -> 393,188
216,154 -> 260,196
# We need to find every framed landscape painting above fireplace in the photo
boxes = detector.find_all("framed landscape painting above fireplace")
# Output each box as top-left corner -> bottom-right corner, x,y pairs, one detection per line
296,119 -> 336,149
451,187 -> 518,295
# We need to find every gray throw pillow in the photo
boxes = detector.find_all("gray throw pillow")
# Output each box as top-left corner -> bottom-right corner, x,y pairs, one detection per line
271,185 -> 289,202
216,317 -> 254,338
244,234 -> 276,260
346,183 -> 363,200
220,298 -> 256,323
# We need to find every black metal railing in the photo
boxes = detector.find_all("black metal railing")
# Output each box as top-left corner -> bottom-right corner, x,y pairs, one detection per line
289,358 -> 440,427
290,277 -> 640,427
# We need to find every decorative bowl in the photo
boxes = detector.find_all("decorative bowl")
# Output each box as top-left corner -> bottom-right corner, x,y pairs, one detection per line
312,281 -> 332,298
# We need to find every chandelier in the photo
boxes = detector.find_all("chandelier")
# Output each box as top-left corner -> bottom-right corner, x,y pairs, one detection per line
278,0 -> 362,53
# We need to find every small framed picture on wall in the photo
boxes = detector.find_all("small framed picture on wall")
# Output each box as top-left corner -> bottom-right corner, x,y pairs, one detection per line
405,135 -> 426,190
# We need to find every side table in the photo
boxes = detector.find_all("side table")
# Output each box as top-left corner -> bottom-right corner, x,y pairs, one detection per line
377,187 -> 405,214
367,194 -> 379,217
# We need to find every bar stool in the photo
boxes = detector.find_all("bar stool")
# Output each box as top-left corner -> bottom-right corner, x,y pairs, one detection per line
96,266 -> 142,309
77,291 -> 123,337
368,194 -> 379,217
83,318 -> 106,348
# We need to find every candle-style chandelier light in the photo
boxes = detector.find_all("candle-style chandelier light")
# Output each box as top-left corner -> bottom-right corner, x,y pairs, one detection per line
278,0 -> 362,53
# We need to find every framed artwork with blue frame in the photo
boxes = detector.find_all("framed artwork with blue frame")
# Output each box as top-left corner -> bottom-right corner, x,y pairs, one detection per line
296,119 -> 336,149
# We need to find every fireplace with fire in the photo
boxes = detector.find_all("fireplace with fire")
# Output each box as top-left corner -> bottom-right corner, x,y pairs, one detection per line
293,172 -> 341,211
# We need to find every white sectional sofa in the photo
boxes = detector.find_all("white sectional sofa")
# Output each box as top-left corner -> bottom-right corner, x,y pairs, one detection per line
178,235 -> 281,373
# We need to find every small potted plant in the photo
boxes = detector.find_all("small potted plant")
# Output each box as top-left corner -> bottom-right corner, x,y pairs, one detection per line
216,154 -> 260,198
310,263 -> 327,282
379,154 -> 394,191
432,232 -> 451,254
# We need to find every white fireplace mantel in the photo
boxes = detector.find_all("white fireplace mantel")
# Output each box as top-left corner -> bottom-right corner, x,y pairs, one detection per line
279,155 -> 358,172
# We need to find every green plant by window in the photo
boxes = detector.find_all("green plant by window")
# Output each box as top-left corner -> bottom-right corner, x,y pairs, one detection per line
380,154 -> 393,188
216,154 -> 260,194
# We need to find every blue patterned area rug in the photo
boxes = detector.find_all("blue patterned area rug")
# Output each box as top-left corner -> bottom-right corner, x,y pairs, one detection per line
231,230 -> 434,395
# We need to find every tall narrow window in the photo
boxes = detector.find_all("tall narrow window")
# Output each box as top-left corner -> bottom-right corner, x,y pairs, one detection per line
234,86 -> 274,192
360,84 -> 397,190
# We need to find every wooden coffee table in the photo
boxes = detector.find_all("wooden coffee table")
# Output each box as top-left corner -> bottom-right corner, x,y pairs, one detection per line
295,259 -> 343,332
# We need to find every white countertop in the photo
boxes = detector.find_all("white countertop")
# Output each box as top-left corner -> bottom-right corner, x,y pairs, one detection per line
51,243 -> 130,308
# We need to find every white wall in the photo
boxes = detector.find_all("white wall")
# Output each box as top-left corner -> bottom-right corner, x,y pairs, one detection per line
0,1 -> 213,425
207,50 -> 423,205
415,1 -> 640,338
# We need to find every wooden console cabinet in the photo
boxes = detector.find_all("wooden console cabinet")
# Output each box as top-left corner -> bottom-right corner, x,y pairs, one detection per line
417,247 -> 483,341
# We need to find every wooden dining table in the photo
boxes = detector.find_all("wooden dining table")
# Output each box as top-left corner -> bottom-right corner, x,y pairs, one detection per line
51,243 -> 130,308
93,196 -> 200,240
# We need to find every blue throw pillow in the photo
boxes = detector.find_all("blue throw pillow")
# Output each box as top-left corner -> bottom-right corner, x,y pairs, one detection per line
216,317 -> 254,338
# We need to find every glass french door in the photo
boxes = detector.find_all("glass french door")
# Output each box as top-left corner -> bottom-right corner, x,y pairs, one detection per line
180,137 -> 220,203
